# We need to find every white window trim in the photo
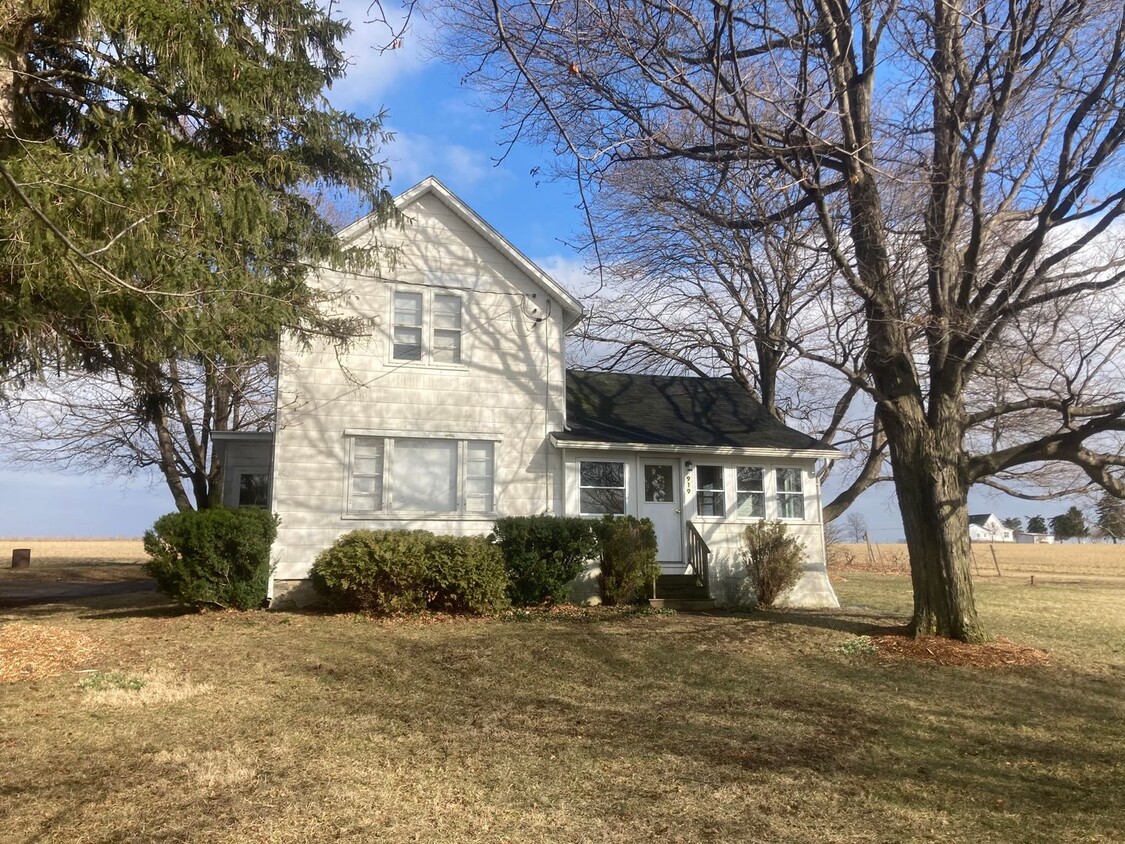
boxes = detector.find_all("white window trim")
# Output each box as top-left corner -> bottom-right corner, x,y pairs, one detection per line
774,465 -> 808,521
227,462 -> 271,510
388,286 -> 468,370
693,463 -> 727,519
577,458 -> 628,516
733,464 -> 767,520
343,434 -> 498,519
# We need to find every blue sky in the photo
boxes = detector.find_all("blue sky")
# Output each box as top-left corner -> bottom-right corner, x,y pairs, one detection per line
0,3 -> 1056,539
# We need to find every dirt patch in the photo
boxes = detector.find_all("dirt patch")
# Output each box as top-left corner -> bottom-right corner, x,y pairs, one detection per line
0,623 -> 103,683
871,633 -> 1049,668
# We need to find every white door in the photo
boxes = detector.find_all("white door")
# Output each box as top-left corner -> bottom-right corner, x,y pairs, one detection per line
639,460 -> 683,568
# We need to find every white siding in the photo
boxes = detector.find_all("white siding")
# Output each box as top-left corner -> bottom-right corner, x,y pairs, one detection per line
271,192 -> 567,582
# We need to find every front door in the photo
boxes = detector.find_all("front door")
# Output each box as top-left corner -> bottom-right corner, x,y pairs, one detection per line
639,460 -> 684,570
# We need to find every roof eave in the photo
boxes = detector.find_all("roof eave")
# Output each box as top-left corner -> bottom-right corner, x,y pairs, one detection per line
550,434 -> 841,460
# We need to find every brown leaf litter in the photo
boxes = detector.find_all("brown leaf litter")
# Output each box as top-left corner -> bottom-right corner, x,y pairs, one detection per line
0,623 -> 102,683
871,634 -> 1049,668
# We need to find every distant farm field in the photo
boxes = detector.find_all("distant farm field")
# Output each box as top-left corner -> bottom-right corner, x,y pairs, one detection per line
0,539 -> 146,585
833,541 -> 1125,580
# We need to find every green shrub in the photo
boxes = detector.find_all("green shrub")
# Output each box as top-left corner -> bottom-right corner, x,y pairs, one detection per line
739,520 -> 806,607
592,515 -> 659,606
143,507 -> 277,610
310,530 -> 431,614
491,515 -> 598,606
311,530 -> 510,616
426,534 -> 510,615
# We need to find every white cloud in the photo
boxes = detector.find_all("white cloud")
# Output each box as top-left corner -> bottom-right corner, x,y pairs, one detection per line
384,130 -> 496,192
324,1 -> 432,112
534,253 -> 603,299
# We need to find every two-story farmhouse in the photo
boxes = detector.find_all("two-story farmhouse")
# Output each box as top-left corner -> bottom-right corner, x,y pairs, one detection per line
215,177 -> 840,609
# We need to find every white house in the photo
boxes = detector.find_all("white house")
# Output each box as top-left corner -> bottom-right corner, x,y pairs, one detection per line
215,177 -> 840,610
968,514 -> 1015,543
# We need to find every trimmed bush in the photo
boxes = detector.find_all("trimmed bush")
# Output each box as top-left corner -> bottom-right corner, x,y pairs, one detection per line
426,535 -> 511,615
310,530 -> 431,614
311,529 -> 510,616
739,520 -> 806,606
592,515 -> 659,606
491,515 -> 598,606
143,507 -> 277,610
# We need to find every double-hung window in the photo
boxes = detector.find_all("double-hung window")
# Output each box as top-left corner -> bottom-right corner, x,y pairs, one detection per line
776,468 -> 805,519
579,460 -> 626,515
392,290 -> 463,365
346,436 -> 494,516
736,467 -> 765,518
696,465 -> 725,516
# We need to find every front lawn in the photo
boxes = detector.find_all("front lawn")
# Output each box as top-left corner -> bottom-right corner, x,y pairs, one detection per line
1,571 -> 1122,843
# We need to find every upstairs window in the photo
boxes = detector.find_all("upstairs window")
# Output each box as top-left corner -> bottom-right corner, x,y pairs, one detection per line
736,467 -> 765,518
696,465 -> 725,516
776,468 -> 805,519
392,289 -> 464,365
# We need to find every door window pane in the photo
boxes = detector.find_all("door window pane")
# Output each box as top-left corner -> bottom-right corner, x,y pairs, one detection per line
696,465 -> 725,516
776,468 -> 805,519
644,464 -> 674,503
394,439 -> 457,512
579,460 -> 626,515
736,466 -> 765,518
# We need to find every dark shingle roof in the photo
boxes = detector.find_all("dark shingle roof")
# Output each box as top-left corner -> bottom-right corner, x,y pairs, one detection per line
555,371 -> 830,452
968,514 -> 995,526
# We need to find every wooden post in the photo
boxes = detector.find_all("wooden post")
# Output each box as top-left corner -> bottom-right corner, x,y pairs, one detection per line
864,533 -> 878,569
11,548 -> 30,569
989,545 -> 1002,577
970,546 -> 981,577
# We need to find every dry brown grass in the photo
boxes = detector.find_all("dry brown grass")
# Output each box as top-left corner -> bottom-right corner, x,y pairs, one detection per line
0,538 -> 147,584
0,572 -> 1122,843
833,540 -> 1125,580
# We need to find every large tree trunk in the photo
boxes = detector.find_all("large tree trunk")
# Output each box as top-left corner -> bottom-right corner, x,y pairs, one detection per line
883,407 -> 984,642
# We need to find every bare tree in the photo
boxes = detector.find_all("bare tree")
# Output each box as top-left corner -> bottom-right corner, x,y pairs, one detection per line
844,513 -> 868,544
433,0 -> 1125,640
0,357 -> 273,511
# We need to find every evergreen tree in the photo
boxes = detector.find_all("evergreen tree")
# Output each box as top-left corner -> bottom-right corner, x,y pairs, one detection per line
0,0 -> 395,381
1001,517 -> 1022,532
1050,508 -> 1089,543
1095,494 -> 1125,543
1027,516 -> 1048,534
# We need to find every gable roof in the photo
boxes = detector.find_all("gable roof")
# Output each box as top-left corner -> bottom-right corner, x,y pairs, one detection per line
968,514 -> 999,527
337,176 -> 584,330
552,371 -> 839,457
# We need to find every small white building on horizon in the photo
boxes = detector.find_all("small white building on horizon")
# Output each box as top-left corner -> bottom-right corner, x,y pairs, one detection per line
968,514 -> 1015,543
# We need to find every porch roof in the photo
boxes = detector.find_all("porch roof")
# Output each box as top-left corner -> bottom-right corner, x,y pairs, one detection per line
554,371 -> 839,457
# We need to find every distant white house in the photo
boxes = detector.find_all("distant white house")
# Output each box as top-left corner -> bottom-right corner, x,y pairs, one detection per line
1014,531 -> 1055,544
968,514 -> 1015,543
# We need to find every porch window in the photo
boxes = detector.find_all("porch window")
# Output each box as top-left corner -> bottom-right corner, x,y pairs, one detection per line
695,465 -> 725,516
579,460 -> 625,515
736,467 -> 765,518
346,436 -> 494,516
776,468 -> 805,519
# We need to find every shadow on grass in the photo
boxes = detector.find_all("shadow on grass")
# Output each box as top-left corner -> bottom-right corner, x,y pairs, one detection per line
754,607 -> 910,636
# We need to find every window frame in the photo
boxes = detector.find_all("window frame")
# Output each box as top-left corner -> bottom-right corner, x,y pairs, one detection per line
578,459 -> 627,516
734,465 -> 766,520
344,433 -> 497,518
389,287 -> 466,368
775,466 -> 807,520
695,464 -> 727,518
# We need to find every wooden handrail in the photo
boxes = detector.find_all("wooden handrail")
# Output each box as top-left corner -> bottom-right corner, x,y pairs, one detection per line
686,521 -> 711,597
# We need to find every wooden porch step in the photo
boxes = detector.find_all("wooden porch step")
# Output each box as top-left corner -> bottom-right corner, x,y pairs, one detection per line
654,574 -> 709,601
648,598 -> 717,612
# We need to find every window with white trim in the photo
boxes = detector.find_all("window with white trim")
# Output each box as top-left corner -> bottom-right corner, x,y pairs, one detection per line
579,460 -> 625,515
236,471 -> 270,508
696,465 -> 725,516
392,289 -> 463,365
735,467 -> 765,518
776,468 -> 805,519
346,436 -> 494,515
